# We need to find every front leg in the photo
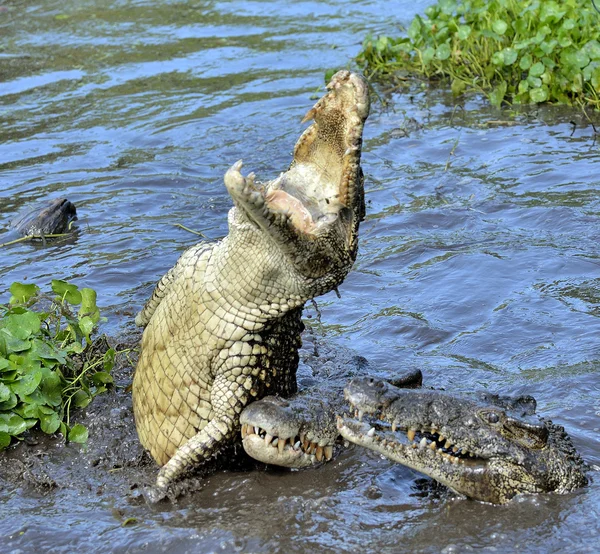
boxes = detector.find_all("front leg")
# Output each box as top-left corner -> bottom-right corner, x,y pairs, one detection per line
155,371 -> 252,490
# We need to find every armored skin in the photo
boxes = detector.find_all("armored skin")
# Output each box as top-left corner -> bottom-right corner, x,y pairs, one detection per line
132,71 -> 369,492
338,378 -> 588,504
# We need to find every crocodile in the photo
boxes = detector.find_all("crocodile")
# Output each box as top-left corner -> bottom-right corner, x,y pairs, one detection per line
337,377 -> 588,504
132,71 -> 369,494
240,361 -> 422,467
2,198 -> 77,245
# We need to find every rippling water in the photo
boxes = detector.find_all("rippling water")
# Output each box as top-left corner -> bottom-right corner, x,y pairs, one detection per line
1,0 -> 599,552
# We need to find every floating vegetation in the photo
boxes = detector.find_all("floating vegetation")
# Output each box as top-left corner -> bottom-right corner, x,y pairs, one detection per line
0,280 -> 124,449
357,0 -> 600,107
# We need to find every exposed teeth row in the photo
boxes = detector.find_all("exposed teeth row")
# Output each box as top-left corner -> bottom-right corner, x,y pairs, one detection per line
241,424 -> 333,461
349,400 -> 479,464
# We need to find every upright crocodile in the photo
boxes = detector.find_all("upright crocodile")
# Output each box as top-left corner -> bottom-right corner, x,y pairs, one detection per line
338,377 -> 588,504
132,71 -> 369,494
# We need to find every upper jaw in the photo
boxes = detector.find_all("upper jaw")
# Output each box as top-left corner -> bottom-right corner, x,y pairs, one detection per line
223,71 -> 369,280
240,396 -> 336,468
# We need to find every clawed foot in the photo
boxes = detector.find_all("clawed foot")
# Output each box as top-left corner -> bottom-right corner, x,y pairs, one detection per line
224,159 -> 257,194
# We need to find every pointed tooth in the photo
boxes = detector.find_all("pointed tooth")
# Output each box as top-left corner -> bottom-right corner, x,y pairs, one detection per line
445,439 -> 452,449
367,427 -> 375,437
303,438 -> 310,451
241,424 -> 247,437
264,434 -> 273,446
438,435 -> 445,443
254,426 -> 260,435
324,445 -> 333,460
315,446 -> 324,462
431,428 -> 438,435
391,421 -> 397,432
419,437 -> 428,449
278,438 -> 286,454
407,429 -> 416,442
453,446 -> 459,453
294,441 -> 301,450
358,410 -> 364,422
429,441 -> 437,450
299,432 -> 305,444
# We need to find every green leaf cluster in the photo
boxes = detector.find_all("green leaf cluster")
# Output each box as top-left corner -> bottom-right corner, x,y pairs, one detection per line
356,0 -> 600,107
0,280 -> 114,449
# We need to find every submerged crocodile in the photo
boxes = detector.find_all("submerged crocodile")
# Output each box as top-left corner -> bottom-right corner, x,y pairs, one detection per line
2,198 -> 77,245
338,378 -> 589,504
132,71 -> 369,493
241,374 -> 587,503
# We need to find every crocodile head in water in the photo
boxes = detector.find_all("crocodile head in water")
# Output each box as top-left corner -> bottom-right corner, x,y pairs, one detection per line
337,378 -> 588,504
240,369 -> 422,468
10,198 -> 77,237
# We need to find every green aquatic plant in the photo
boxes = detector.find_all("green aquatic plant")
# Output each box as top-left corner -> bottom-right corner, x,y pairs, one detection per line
0,280 -> 117,449
357,0 -> 600,107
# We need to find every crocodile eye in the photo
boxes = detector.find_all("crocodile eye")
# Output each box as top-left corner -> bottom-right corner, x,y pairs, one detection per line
478,409 -> 503,425
487,412 -> 500,424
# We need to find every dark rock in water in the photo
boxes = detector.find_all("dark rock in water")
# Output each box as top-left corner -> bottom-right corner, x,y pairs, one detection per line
10,198 -> 77,237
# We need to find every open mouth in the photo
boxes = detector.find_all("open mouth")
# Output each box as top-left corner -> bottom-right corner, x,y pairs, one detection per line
337,406 -> 487,468
241,423 -> 334,465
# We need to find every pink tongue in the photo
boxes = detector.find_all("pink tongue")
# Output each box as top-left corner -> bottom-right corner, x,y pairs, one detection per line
265,190 -> 315,232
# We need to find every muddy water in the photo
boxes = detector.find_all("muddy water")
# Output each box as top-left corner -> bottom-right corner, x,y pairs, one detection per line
1,0 -> 600,552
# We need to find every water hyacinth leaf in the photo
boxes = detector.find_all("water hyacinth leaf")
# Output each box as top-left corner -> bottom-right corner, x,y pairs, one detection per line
12,365 -> 43,397
51,279 -> 82,305
103,348 -> 116,372
436,43 -> 451,60
79,316 -> 95,342
0,412 -> 28,435
33,338 -> 67,364
91,371 -> 113,386
502,48 -> 517,66
530,86 -> 549,102
592,67 -> 600,90
584,40 -> 600,61
0,382 -> 11,402
80,288 -> 101,323
492,19 -> 508,35
539,1 -> 565,23
529,62 -> 545,77
520,54 -> 533,70
488,81 -> 508,107
40,411 -> 61,434
439,0 -> 456,15
408,16 -> 423,41
451,78 -> 466,95
0,329 -> 31,355
422,46 -> 435,64
40,369 -> 63,407
9,282 -> 40,304
0,391 -> 17,411
72,390 -> 91,408
68,424 -> 88,444
457,25 -> 470,40
0,431 -> 10,448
